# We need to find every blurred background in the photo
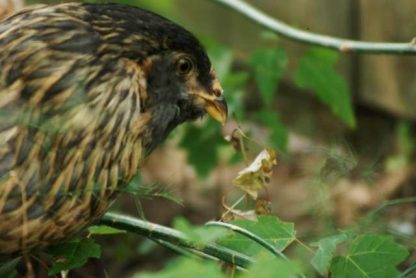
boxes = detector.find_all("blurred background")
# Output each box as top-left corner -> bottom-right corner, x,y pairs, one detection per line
2,0 -> 416,276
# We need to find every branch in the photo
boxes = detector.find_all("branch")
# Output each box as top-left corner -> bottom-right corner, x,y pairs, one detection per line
101,213 -> 253,268
212,0 -> 416,55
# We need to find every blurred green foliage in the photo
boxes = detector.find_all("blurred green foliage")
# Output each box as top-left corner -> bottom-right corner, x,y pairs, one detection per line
249,48 -> 288,107
179,119 -> 227,177
136,258 -> 224,278
295,48 -> 355,128
258,110 -> 288,151
242,252 -> 303,278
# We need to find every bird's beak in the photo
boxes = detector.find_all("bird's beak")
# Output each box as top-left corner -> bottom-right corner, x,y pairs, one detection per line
204,95 -> 228,125
193,91 -> 228,124
203,78 -> 228,124
191,77 -> 228,124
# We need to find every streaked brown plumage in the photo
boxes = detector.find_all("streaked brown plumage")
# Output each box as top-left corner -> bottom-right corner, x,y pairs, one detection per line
0,3 -> 227,255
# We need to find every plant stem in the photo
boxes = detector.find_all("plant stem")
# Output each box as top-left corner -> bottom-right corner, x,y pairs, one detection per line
206,221 -> 307,278
368,197 -> 416,218
101,213 -> 253,268
401,262 -> 416,277
206,221 -> 289,261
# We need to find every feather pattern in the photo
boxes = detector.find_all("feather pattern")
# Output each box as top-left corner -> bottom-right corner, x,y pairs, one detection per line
0,4 -> 151,254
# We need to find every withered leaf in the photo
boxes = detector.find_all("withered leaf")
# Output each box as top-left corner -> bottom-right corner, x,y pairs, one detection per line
232,148 -> 277,199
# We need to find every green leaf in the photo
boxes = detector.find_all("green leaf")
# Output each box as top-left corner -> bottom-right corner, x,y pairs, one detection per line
295,48 -> 355,128
311,233 -> 349,275
249,48 -> 288,107
135,257 -> 224,278
47,238 -> 101,275
242,252 -> 302,278
330,234 -> 409,278
88,225 -> 127,235
218,215 -> 295,256
180,119 -> 226,177
173,217 -> 228,245
258,110 -> 288,151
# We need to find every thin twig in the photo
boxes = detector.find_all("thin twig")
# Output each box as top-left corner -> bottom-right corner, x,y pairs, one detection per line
212,0 -> 416,55
221,194 -> 246,220
368,197 -> 416,219
401,262 -> 416,278
101,213 -> 253,268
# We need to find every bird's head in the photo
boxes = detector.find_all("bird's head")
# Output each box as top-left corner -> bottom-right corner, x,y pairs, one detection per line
142,50 -> 228,126
87,4 -> 228,150
141,50 -> 228,152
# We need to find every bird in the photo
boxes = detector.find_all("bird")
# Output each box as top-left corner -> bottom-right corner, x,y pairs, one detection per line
0,2 -> 227,255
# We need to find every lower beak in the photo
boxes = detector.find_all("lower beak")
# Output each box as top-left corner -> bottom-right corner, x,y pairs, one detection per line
205,96 -> 228,125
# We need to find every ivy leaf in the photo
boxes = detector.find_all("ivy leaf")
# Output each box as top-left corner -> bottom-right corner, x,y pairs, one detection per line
180,119 -> 226,177
295,48 -> 355,128
311,233 -> 350,275
88,225 -> 127,235
47,238 -> 101,275
136,257 -> 224,278
242,252 -> 302,278
249,48 -> 288,107
258,110 -> 288,151
330,234 -> 409,278
219,215 -> 295,256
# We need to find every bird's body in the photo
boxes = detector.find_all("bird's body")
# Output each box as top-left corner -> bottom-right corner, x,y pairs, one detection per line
0,3 -> 227,255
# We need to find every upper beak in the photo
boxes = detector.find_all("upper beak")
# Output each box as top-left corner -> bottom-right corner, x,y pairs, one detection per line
204,95 -> 228,125
192,76 -> 228,124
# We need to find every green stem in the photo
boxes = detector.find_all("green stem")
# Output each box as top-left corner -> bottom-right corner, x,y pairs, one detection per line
402,262 -> 416,277
101,213 -> 253,268
205,221 -> 289,261
206,221 -> 307,278
365,197 -> 416,222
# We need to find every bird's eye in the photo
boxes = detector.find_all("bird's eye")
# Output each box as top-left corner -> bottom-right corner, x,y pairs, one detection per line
176,57 -> 194,76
